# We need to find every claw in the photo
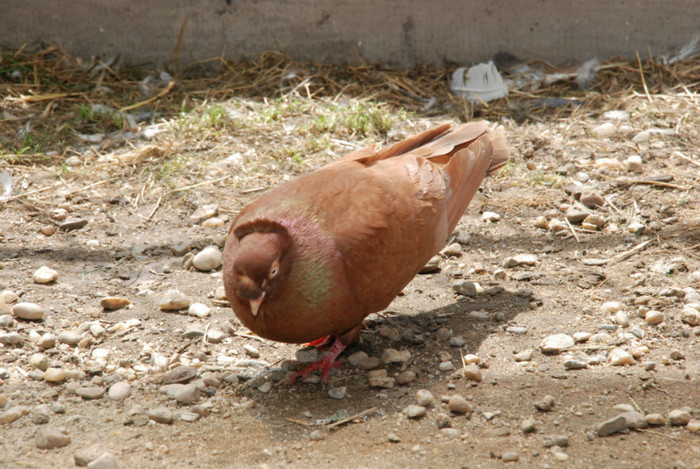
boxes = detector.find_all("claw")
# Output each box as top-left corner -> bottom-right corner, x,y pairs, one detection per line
285,337 -> 346,383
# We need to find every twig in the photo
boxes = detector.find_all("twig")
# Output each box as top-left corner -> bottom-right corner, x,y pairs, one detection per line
120,80 -> 176,112
1,181 -> 61,202
146,195 -> 163,221
203,323 -> 211,347
673,151 -> 700,168
173,15 -> 189,78
623,179 -> 691,190
639,429 -> 679,440
233,332 -> 266,343
327,407 -> 378,430
606,239 -> 653,265
636,51 -> 652,103
627,394 -> 643,414
564,218 -> 580,242
240,186 -> 266,194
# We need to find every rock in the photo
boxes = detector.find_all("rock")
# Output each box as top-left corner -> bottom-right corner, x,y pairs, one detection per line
108,381 -> 131,401
36,332 -> 56,349
395,370 -> 416,385
535,395 -> 555,412
182,326 -> 205,339
619,411 -> 648,429
100,297 -> 130,310
627,221 -> 645,234
514,349 -> 534,362
597,415 -> 628,436
687,420 -> 700,432
29,353 -> 49,371
0,290 -> 19,304
33,266 -> 58,284
462,364 -> 482,381
453,280 -> 477,297
521,417 -> 537,433
75,386 -> 105,400
59,330 -> 82,346
506,326 -> 528,335
206,328 -> 227,343
438,361 -> 454,372
563,358 -> 588,370
381,348 -> 411,365
243,344 -> 260,358
448,395 -> 471,414
625,155 -> 643,172
180,411 -> 201,422
11,302 -> 44,320
368,369 -> 394,388
387,432 -> 401,443
645,413 -> 666,426
0,405 -> 29,424
0,332 -> 22,345
543,435 -> 569,447
502,451 -> 520,462
668,409 -> 691,426
613,310 -> 630,327
582,214 -> 605,230
59,217 -> 88,231
580,191 -> 605,208
192,246 -> 222,271
328,387 -> 346,399
74,446 -> 107,467
502,254 -> 537,268
36,427 -> 71,449
549,219 -> 566,232
645,310 -> 664,325
602,110 -> 630,121
190,204 -> 217,221
403,405 -> 427,419
593,122 -> 617,138
420,255 -> 441,273
601,301 -> 623,313
87,452 -> 118,469
441,242 -> 462,256
202,217 -> 224,228
149,407 -> 174,424
188,302 -> 211,318
482,211 -> 501,222
162,366 -> 197,384
158,289 -> 190,311
309,430 -> 325,441
295,347 -> 319,363
534,216 -> 549,229
573,332 -> 592,342
539,334 -> 574,354
44,368 -> 67,383
681,306 -> 700,326
566,207 -> 590,224
609,348 -> 635,366
160,383 -> 200,404
415,389 -> 434,407
449,336 -> 466,347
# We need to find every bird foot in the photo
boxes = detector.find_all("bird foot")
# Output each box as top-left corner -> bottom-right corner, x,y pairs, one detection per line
304,335 -> 335,349
285,337 -> 346,384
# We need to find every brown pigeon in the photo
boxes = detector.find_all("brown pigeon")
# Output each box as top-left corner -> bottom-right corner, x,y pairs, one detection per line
222,121 -> 509,381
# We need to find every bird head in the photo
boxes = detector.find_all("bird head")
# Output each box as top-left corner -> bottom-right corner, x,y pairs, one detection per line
229,231 -> 292,317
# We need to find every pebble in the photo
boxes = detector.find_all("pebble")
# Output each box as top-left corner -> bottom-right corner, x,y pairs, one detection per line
482,211 -> 501,222
403,405 -> 426,419
74,446 -> 106,466
44,368 -> 67,383
182,326 -> 205,339
192,246 -> 223,271
395,370 -> 416,385
543,435 -> 569,447
681,306 -> 700,326
462,364 -> 482,381
206,328 -> 227,343
33,266 -> 58,284
59,330 -> 82,346
601,301 -> 623,313
535,395 -> 555,412
687,420 -> 700,432
549,219 -> 565,232
625,155 -> 643,172
580,191 -> 605,208
162,366 -> 197,384
614,310 -> 630,327
381,348 -> 411,365
602,110 -> 629,121
573,332 -> 592,342
188,302 -> 211,318
609,348 -> 635,366
0,290 -> 19,304
449,336 -> 466,347
149,407 -> 174,424
539,334 -> 574,354
75,386 -> 106,400
309,430 -> 325,441
534,216 -> 548,229
202,217 -> 225,228
438,361 -> 454,372
0,405 -> 29,424
387,432 -> 401,443
0,314 -> 12,327
502,451 -> 520,462
619,411 -> 648,429
158,289 -> 190,311
502,254 -> 537,268
419,255 -> 441,273
35,427 -> 71,449
159,383 -> 201,404
582,214 -> 605,230
368,369 -> 394,388
11,302 -> 44,320
645,413 -> 666,426
108,381 -> 131,401
452,280 -> 476,297
243,344 -> 260,358
190,204 -> 217,221
59,217 -> 88,231
0,332 -> 22,345
514,349 -> 533,362
87,452 -> 118,469
521,417 -> 537,433
180,412 -> 201,422
416,389 -> 434,407
29,353 -> 49,371
563,358 -> 588,370
597,415 -> 627,436
668,409 -> 691,426
99,297 -> 130,310
37,333 -> 57,349
592,122 -> 617,138
627,221 -> 645,234
506,326 -> 528,335
645,310 -> 664,325
328,387 -> 346,399
448,395 -> 471,414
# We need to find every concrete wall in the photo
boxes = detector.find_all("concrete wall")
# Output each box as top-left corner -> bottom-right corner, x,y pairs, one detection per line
2,0 -> 698,67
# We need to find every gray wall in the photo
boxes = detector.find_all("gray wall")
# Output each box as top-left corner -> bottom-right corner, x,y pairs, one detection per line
2,0 -> 698,67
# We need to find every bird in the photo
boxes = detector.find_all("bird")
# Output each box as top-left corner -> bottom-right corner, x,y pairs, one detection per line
222,121 -> 509,382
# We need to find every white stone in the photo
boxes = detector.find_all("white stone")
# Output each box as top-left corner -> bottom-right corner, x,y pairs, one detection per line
602,110 -> 630,121
0,290 -> 19,304
33,266 -> 58,284
632,130 -> 650,143
192,246 -> 222,271
625,155 -> 643,172
108,381 -> 131,401
600,301 -> 623,314
11,302 -> 44,320
609,348 -> 635,366
592,122 -> 617,138
539,334 -> 574,354
188,302 -> 211,318
482,211 -> 501,222
158,289 -> 190,311
645,310 -> 664,325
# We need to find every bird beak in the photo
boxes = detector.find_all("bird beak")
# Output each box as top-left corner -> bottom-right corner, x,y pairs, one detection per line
249,292 -> 265,317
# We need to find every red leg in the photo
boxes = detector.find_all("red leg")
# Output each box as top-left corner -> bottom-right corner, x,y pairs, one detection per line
304,335 -> 335,349
285,337 -> 347,383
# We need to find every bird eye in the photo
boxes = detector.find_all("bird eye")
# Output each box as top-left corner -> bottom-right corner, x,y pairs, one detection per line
270,266 -> 279,278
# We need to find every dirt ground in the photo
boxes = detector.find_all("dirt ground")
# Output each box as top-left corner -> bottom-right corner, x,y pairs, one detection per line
1,48 -> 699,468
